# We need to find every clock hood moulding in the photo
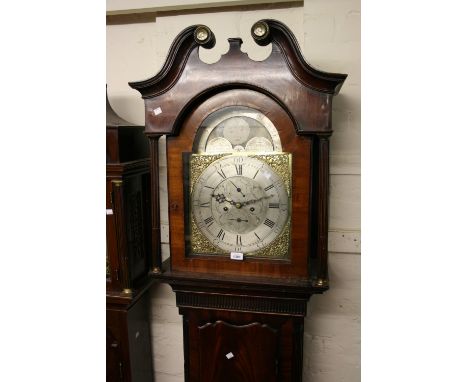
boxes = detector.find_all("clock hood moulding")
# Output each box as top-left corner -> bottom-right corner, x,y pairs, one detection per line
129,19 -> 347,137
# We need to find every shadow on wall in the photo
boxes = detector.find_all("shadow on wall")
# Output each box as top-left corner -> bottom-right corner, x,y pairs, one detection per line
303,253 -> 361,381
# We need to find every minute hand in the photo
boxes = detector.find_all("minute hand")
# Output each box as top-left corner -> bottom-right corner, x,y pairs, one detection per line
241,194 -> 273,206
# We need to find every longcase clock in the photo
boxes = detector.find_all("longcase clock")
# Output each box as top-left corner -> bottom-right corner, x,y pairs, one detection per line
129,19 -> 347,382
106,91 -> 154,382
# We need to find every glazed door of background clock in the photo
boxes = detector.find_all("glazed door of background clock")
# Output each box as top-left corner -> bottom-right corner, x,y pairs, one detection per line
106,168 -> 152,293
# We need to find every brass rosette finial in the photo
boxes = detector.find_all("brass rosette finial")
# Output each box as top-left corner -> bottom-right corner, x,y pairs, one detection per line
251,20 -> 271,46
194,25 -> 216,48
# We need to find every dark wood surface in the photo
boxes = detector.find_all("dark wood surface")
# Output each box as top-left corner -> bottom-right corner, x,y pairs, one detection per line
128,19 -> 347,382
167,89 -> 312,279
198,321 -> 278,382
181,308 -> 304,382
129,20 -> 346,137
106,160 -> 154,381
106,90 -> 154,382
106,291 -> 154,382
106,159 -> 152,295
149,138 -> 163,272
129,19 -> 346,285
155,261 -> 328,300
159,266 -> 313,381
316,136 -> 331,285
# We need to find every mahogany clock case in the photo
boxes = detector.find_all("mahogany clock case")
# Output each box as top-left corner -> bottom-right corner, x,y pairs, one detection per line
129,19 -> 347,288
170,89 -> 311,279
128,19 -> 347,382
181,308 -> 304,382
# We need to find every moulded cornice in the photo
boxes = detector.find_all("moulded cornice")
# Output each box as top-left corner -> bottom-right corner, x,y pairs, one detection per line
129,19 -> 347,98
257,19 -> 347,94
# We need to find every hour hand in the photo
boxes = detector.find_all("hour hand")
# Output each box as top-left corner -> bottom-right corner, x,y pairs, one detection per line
212,193 -> 235,205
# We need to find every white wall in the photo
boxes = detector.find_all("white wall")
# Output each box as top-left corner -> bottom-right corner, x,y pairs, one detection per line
107,1 -> 360,381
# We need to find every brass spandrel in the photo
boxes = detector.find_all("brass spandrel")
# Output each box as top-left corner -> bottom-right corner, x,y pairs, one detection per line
190,153 -> 227,192
191,215 -> 228,255
189,153 -> 292,259
251,153 -> 292,195
251,221 -> 290,259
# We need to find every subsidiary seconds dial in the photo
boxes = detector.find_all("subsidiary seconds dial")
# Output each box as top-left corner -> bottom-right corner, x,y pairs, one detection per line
191,155 -> 289,254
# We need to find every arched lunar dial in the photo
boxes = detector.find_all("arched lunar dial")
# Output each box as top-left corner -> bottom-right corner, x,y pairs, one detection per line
245,137 -> 274,152
191,155 -> 289,253
206,137 -> 233,153
223,117 -> 251,145
193,106 -> 283,153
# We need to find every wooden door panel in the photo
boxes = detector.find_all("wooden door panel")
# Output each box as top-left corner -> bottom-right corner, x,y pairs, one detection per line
198,321 -> 278,382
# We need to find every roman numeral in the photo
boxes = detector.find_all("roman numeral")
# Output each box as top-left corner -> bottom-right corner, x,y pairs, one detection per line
264,184 -> 274,191
204,216 -> 214,226
235,164 -> 243,175
264,218 -> 275,228
217,169 -> 226,179
269,203 -> 279,209
217,229 -> 225,240
204,185 -> 214,190
236,235 -> 242,246
254,232 -> 261,241
253,170 -> 259,179
200,201 -> 210,208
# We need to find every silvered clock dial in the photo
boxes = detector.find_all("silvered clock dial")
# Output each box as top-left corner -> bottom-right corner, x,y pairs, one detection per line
190,153 -> 291,258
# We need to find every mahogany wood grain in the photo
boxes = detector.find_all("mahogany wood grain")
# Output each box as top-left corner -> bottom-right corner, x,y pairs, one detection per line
181,308 -> 303,382
128,19 -> 347,382
316,136 -> 330,285
130,19 -> 347,286
112,179 -> 131,291
129,21 -> 347,137
167,89 -> 310,279
149,138 -> 162,272
107,178 -> 120,290
199,321 -> 278,382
